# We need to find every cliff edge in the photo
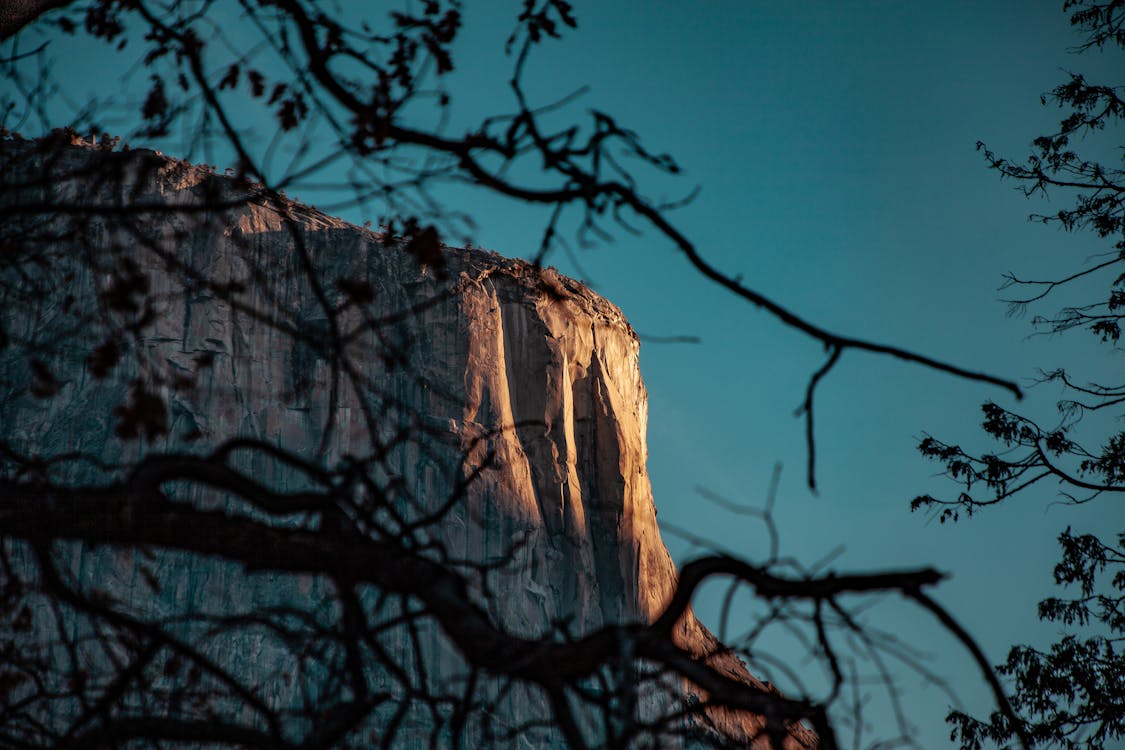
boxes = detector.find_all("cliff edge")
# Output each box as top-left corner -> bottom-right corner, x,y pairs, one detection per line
0,133 -> 814,749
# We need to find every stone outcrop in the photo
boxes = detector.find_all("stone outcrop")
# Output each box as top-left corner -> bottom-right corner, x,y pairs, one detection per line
0,134 -> 813,749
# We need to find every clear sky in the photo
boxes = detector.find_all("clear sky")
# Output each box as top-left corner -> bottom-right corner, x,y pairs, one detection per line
9,1 -> 1123,747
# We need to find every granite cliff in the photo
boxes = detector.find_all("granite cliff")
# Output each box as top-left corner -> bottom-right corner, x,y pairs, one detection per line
0,135 -> 814,749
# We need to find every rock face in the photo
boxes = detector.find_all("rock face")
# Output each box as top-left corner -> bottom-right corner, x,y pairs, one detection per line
0,136 -> 811,748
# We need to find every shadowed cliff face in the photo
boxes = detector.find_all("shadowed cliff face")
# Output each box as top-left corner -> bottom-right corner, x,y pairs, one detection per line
0,136 -> 812,749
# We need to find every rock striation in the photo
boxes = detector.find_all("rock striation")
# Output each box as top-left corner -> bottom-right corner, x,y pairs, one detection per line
0,134 -> 813,749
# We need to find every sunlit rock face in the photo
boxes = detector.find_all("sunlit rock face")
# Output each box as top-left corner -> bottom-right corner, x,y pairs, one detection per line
0,136 -> 811,749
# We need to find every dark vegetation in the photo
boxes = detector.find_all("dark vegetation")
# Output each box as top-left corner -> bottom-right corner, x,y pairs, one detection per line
911,2 -> 1125,747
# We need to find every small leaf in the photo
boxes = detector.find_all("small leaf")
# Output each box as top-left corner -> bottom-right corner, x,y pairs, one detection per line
114,382 -> 169,441
142,76 -> 168,124
218,64 -> 240,91
29,359 -> 61,398
247,70 -> 265,97
87,339 -> 121,379
267,82 -> 288,106
404,222 -> 447,278
336,277 -> 375,304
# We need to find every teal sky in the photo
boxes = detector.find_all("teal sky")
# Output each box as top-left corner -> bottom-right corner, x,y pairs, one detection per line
8,2 -> 1124,747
